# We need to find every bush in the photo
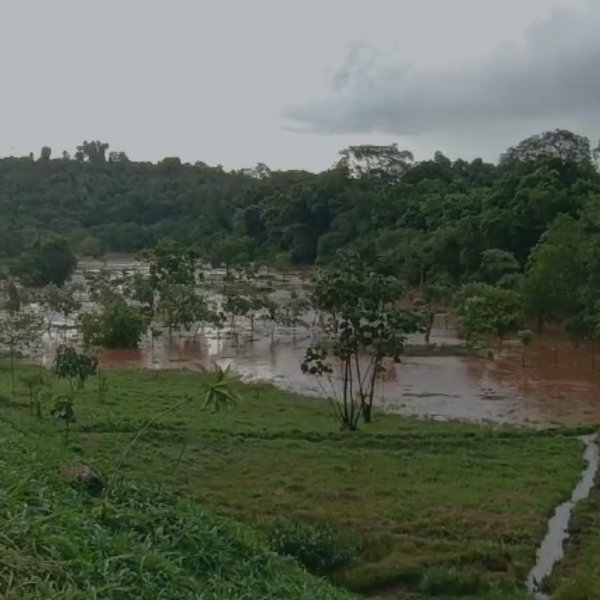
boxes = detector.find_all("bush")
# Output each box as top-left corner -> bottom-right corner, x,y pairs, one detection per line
268,519 -> 358,575
10,235 -> 77,287
419,566 -> 487,596
81,299 -> 147,349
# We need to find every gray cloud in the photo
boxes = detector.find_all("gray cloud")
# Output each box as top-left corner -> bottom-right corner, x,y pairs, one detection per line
282,3 -> 600,147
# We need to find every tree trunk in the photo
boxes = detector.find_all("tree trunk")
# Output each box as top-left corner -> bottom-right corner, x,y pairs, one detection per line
362,402 -> 373,424
10,348 -> 15,393
536,314 -> 544,334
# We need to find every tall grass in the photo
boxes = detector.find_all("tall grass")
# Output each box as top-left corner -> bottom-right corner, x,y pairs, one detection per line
0,420 -> 355,599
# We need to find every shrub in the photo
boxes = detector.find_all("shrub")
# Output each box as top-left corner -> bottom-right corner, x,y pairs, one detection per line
419,566 -> 487,596
81,299 -> 147,349
268,519 -> 358,575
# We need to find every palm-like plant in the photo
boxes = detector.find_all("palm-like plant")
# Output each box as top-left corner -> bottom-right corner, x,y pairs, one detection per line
199,363 -> 243,411
108,362 -> 240,494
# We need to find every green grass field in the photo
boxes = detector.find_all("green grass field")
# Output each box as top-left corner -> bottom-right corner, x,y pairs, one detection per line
0,420 -> 354,599
0,362 -> 596,599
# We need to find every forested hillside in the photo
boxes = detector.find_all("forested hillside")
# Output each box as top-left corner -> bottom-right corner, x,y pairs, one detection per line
2,130 -> 600,318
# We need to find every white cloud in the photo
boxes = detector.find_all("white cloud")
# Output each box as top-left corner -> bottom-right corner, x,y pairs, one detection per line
283,0 -> 599,162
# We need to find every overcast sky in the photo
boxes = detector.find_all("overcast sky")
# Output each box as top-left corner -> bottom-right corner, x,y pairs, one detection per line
1,0 -> 597,171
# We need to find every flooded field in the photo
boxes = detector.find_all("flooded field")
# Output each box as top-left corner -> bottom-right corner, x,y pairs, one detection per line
21,258 -> 600,428
96,328 -> 600,427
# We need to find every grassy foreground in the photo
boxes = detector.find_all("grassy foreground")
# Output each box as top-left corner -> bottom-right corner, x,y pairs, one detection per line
0,363 -> 595,598
0,418 -> 355,599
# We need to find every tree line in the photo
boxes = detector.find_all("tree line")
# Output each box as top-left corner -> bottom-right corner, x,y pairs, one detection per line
2,129 -> 600,334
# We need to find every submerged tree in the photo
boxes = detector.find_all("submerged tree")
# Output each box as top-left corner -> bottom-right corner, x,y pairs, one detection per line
208,235 -> 253,275
79,236 -> 107,262
80,298 -> 148,350
517,329 -> 535,368
140,237 -> 199,289
139,237 -> 204,336
0,309 -> 44,392
10,235 -> 77,287
415,283 -> 452,345
157,283 -> 209,337
455,284 -> 522,352
302,252 -> 421,429
1,125 -> 600,358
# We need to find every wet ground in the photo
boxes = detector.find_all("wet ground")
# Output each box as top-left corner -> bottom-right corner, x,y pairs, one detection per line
526,434 -> 599,598
25,259 -> 600,427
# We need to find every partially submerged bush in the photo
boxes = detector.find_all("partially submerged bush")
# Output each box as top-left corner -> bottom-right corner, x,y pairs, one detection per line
268,518 -> 358,575
80,298 -> 147,349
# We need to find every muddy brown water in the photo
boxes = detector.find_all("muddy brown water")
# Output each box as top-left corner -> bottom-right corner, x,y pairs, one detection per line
91,330 -> 600,427
22,259 -> 600,428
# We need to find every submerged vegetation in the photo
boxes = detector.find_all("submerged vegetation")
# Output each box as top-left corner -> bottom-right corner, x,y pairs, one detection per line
1,128 -> 600,597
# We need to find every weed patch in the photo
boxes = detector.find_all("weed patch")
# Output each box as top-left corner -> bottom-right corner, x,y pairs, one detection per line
268,518 -> 359,575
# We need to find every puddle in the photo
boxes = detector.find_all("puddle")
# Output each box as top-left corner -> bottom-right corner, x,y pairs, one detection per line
526,434 -> 599,598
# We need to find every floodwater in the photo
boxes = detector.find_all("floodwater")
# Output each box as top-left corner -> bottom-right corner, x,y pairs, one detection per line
24,259 -> 600,427
95,327 -> 600,427
526,434 -> 599,598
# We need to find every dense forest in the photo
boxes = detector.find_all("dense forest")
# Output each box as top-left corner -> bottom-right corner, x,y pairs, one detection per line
2,129 -> 600,333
